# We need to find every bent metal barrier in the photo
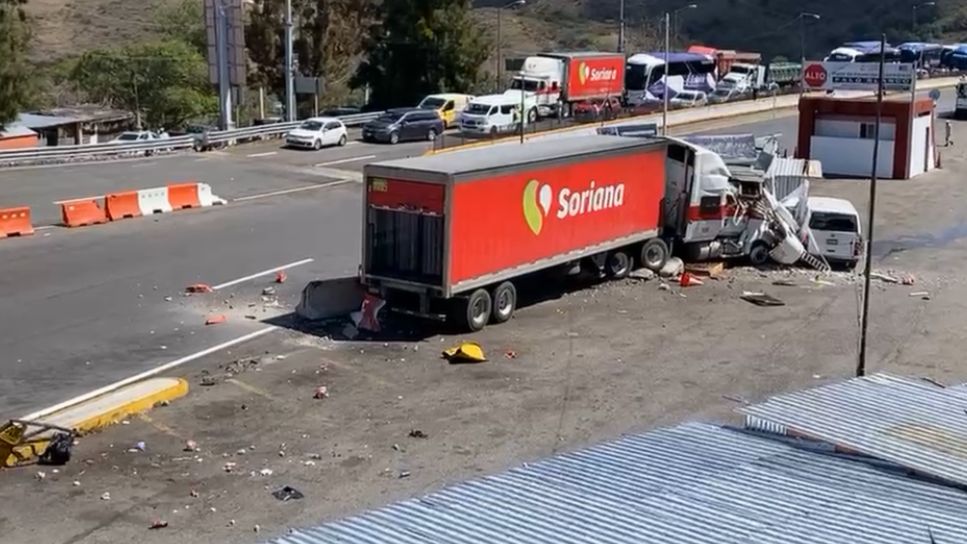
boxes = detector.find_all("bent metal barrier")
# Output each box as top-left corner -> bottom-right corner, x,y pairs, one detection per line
61,183 -> 224,228
0,112 -> 384,167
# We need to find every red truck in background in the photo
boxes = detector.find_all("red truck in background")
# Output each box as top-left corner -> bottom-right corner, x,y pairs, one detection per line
362,136 -> 669,331
508,52 -> 626,120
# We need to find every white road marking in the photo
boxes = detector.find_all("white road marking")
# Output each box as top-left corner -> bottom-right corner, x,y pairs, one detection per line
232,179 -> 353,202
211,257 -> 315,290
34,225 -> 57,231
314,154 -> 375,167
21,326 -> 278,420
247,151 -> 278,158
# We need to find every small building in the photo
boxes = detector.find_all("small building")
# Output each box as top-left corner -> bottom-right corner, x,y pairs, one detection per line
796,95 -> 937,179
16,106 -> 132,146
0,124 -> 39,150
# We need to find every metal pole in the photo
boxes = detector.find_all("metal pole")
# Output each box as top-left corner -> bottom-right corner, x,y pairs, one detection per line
520,79 -> 525,144
215,0 -> 233,130
497,9 -> 502,87
662,12 -> 670,135
799,14 -> 805,97
912,5 -> 917,30
856,34 -> 887,378
284,0 -> 295,122
618,0 -> 625,53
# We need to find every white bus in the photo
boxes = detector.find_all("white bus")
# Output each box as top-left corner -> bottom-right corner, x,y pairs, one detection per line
625,52 -> 717,106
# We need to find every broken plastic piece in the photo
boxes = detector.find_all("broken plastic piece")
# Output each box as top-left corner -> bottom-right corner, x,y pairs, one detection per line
271,486 -> 304,502
679,272 -> 704,287
186,283 -> 213,294
205,314 -> 227,326
442,342 -> 487,363
275,271 -> 287,284
740,292 -> 785,307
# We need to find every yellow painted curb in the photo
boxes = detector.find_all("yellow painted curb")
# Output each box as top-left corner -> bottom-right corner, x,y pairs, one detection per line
1,378 -> 189,467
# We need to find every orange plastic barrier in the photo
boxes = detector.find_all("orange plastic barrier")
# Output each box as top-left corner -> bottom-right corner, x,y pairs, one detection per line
61,199 -> 108,228
0,206 -> 34,238
105,191 -> 142,221
167,182 -> 201,210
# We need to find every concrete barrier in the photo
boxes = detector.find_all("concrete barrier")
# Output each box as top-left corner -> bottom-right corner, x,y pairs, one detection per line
296,276 -> 366,321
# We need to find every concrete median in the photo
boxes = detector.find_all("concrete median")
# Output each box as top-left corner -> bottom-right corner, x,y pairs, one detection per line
296,276 -> 365,321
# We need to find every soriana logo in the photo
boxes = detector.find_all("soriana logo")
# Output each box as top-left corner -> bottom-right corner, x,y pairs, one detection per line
522,179 -> 626,235
578,61 -> 619,86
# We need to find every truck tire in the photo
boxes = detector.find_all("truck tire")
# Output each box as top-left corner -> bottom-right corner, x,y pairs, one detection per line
605,250 -> 631,279
453,288 -> 492,332
749,241 -> 771,267
640,239 -> 669,271
527,108 -> 538,124
490,281 -> 517,324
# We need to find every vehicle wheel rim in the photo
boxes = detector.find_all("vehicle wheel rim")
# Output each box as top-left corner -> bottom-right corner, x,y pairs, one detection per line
472,298 -> 488,324
610,254 -> 629,275
497,291 -> 511,316
645,246 -> 664,267
428,130 -> 436,141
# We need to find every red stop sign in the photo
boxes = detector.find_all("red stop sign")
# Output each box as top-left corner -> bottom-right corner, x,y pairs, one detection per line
803,64 -> 827,88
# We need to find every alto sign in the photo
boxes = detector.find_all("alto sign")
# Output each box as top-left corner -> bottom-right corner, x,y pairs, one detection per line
801,61 -> 914,92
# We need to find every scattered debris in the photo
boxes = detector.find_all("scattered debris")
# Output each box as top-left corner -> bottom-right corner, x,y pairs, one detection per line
183,440 -> 199,452
722,394 -> 749,404
275,271 -> 287,284
504,350 -> 518,359
901,274 -> 916,286
740,291 -> 786,307
199,375 -> 218,387
341,323 -> 359,340
659,257 -> 685,279
100,492 -> 111,501
163,296 -> 174,302
392,443 -> 402,452
871,272 -> 900,284
258,468 -> 274,477
442,342 -> 487,363
303,460 -> 316,466
772,279 -> 799,287
271,486 -> 304,502
254,524 -> 261,534
812,278 -> 836,287
149,520 -> 168,530
352,294 -> 386,333
921,376 -> 946,388
657,282 -> 671,291
261,287 -> 277,297
39,432 -> 73,466
629,268 -> 656,281
190,490 -> 199,498
72,480 -> 81,487
398,470 -> 411,479
408,429 -> 428,439
679,272 -> 704,287
186,284 -> 213,294
128,441 -> 146,453
685,261 -> 725,278
313,385 -> 329,399
35,471 -> 46,480
205,314 -> 227,326
910,291 -> 930,297
223,462 -> 237,473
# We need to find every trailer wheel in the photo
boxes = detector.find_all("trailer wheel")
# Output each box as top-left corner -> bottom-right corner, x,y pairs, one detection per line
605,251 -> 632,279
453,289 -> 492,332
490,282 -> 517,324
640,239 -> 669,271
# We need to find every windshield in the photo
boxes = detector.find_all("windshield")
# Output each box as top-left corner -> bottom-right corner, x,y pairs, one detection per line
419,97 -> 446,109
300,121 -> 323,131
511,79 -> 541,92
810,212 -> 858,233
625,64 -> 648,91
958,83 -> 967,98
464,103 -> 493,115
731,65 -> 753,74
116,133 -> 139,141
900,49 -> 920,63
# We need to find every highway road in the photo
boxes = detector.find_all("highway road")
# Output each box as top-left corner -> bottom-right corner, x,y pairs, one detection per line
0,90 -> 954,416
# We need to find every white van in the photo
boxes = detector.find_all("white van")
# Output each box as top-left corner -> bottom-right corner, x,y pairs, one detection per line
802,197 -> 863,269
459,94 -> 532,137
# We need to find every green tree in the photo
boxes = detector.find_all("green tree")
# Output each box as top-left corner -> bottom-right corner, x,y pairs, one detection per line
354,0 -> 489,108
295,0 -> 376,103
156,0 -> 207,55
246,0 -> 287,93
70,41 -> 216,129
0,0 -> 32,127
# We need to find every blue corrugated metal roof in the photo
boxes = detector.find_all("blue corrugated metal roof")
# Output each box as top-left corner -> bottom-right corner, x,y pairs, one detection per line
270,416 -> 967,543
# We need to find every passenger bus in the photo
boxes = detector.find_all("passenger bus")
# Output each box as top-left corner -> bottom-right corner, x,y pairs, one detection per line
898,42 -> 943,70
625,52 -> 717,106
825,42 -> 901,63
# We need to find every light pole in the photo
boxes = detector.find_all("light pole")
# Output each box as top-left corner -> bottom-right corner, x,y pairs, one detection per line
496,0 -> 525,88
672,4 -> 698,48
618,0 -> 625,52
798,12 -> 821,96
284,0 -> 294,122
913,1 -> 936,31
662,11 -> 670,135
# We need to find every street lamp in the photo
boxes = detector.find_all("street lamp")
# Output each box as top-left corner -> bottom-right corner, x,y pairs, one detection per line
673,4 -> 698,48
496,0 -> 525,87
913,1 -> 936,31
798,12 -> 821,96
662,5 -> 697,135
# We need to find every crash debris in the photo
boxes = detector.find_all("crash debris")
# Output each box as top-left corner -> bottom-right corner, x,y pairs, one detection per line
442,342 -> 487,363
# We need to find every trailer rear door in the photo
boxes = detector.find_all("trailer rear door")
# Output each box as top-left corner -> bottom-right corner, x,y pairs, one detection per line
365,177 -> 446,286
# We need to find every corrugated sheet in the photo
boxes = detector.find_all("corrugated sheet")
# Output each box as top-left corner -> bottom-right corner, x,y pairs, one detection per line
742,373 -> 967,489
270,419 -> 967,543
767,157 -> 825,201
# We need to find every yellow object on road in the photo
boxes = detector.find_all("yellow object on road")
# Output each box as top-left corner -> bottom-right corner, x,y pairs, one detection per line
442,342 -> 487,363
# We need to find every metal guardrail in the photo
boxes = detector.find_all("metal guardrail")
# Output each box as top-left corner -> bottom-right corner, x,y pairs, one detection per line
0,111 -> 385,167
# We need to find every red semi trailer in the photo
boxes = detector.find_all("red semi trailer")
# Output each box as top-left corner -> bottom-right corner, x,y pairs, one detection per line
361,136 -> 670,331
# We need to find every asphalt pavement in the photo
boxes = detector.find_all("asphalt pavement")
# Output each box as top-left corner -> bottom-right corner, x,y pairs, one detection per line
0,89 -> 954,417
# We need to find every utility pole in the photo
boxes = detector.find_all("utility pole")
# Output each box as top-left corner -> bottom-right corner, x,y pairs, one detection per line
856,34 -> 887,378
798,13 -> 821,97
496,8 -> 503,87
215,0 -> 233,130
618,0 -> 625,53
284,0 -> 295,122
662,11 -> 669,135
